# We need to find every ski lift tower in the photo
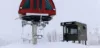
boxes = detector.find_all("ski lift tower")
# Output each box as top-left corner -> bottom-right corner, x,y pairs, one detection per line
18,0 -> 56,44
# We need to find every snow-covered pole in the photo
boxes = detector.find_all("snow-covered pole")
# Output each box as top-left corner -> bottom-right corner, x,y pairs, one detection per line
31,22 -> 38,44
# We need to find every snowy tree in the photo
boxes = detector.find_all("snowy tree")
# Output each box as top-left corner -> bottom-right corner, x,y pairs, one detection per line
47,30 -> 63,42
47,32 -> 52,42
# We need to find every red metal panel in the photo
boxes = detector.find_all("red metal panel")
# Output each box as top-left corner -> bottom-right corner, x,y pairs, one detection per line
20,0 -> 25,7
18,0 -> 56,16
30,0 -> 33,9
42,0 -> 45,11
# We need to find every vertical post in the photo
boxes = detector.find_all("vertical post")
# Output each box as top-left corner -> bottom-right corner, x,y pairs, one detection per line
72,40 -> 75,43
85,40 -> 87,45
63,26 -> 66,41
78,40 -> 81,44
32,23 -> 37,44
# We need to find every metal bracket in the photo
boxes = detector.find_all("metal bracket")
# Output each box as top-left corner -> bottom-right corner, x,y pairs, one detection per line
35,35 -> 43,39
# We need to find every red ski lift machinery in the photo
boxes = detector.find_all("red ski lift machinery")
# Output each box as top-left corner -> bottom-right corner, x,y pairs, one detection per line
18,0 -> 56,44
18,0 -> 56,22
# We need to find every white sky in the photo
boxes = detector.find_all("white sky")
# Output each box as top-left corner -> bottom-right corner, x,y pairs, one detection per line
0,0 -> 100,41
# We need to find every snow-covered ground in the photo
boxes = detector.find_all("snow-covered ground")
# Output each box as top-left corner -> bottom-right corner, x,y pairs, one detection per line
0,42 -> 86,48
1,42 -> 100,48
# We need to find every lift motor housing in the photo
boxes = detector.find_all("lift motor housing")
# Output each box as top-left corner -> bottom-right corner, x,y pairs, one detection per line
18,0 -> 56,22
